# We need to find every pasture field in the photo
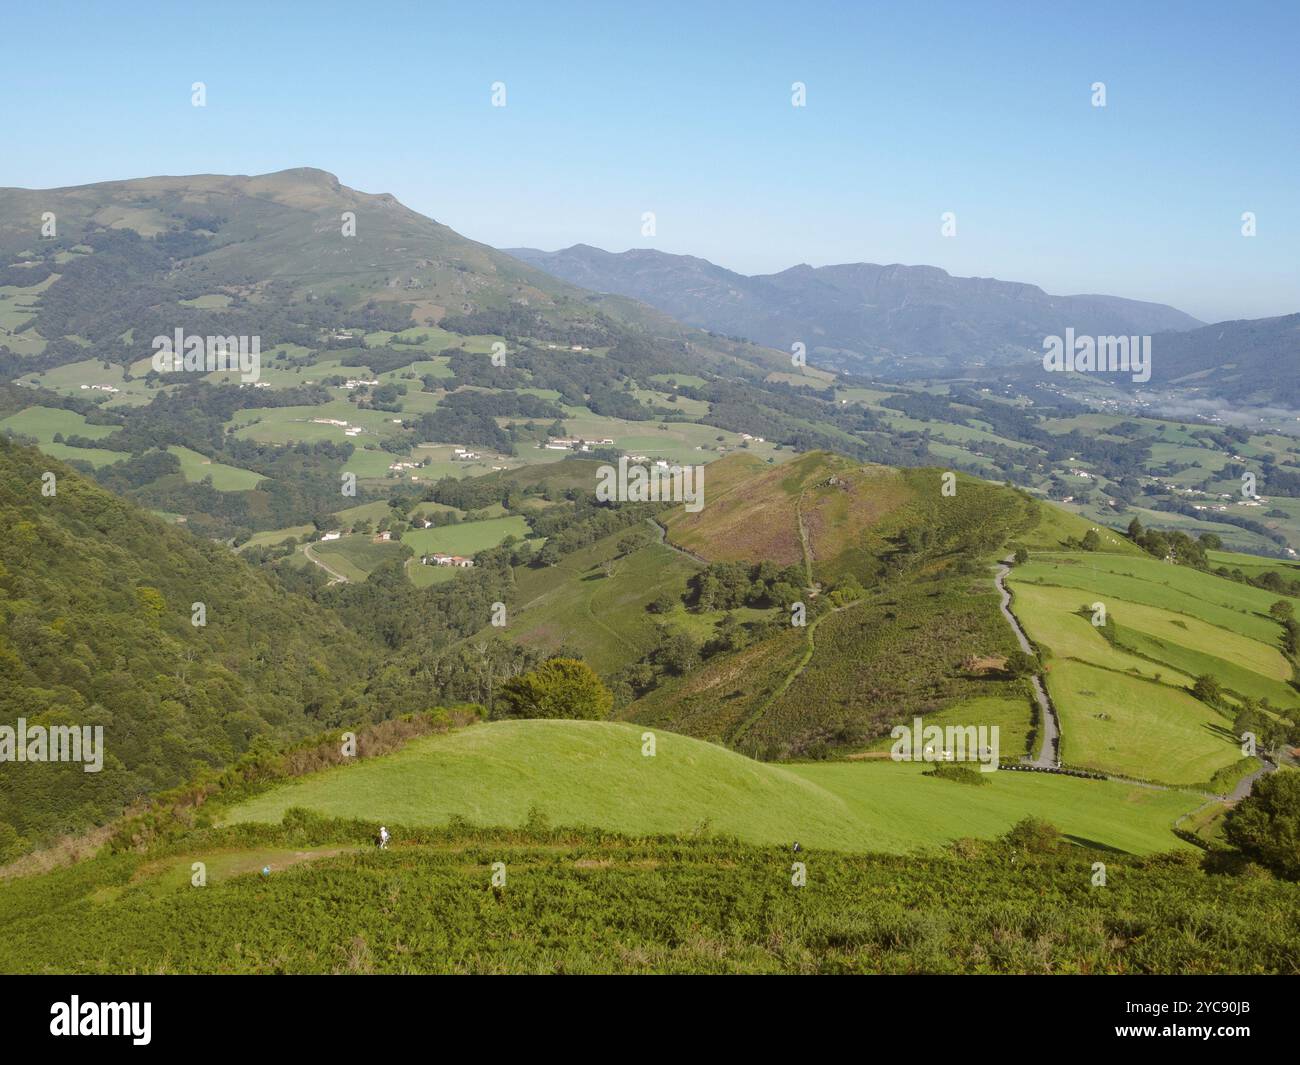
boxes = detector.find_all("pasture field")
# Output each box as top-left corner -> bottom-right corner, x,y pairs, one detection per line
1010,552 -> 1300,645
1012,579 -> 1297,707
1043,660 -> 1240,785
18,357 -> 163,407
628,386 -> 710,417
1103,501 -> 1275,553
0,410 -> 269,487
0,405 -> 115,442
166,445 -> 265,490
1103,602 -> 1296,706
223,720 -> 1202,855
861,693 -> 1037,761
879,411 -> 1035,452
408,443 -> 523,478
649,373 -> 709,389
928,442 -> 1002,473
239,524 -> 315,550
405,559 -> 461,587
0,406 -> 129,467
1207,548 -> 1300,583
835,386 -> 897,406
1009,581 -> 1195,686
1016,506 -> 1140,554
348,447 -> 408,480
1006,551 -> 1289,781
546,408 -> 784,465
0,275 -> 56,355
399,516 -> 529,558
309,535 -> 409,582
228,400 -> 401,445
178,293 -> 234,308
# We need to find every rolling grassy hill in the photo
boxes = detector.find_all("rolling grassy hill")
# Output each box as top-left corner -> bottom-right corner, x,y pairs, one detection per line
223,719 -> 1203,855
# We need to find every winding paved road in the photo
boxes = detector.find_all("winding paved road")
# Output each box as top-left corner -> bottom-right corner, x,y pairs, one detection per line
995,558 -> 1060,768
303,542 -> 349,584
1228,758 -> 1277,802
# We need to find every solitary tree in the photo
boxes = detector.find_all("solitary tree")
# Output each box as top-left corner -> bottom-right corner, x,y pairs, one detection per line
1004,650 -> 1039,678
1002,816 -> 1061,854
1192,673 -> 1224,708
497,658 -> 613,720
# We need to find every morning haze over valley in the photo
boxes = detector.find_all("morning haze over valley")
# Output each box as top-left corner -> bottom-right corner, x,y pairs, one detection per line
0,0 -> 1296,1021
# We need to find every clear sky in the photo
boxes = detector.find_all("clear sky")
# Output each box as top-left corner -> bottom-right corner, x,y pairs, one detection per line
2,0 -> 1295,323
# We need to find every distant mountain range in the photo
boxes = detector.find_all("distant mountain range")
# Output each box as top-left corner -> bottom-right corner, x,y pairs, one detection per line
505,244 -> 1205,376
1,170 -> 1292,409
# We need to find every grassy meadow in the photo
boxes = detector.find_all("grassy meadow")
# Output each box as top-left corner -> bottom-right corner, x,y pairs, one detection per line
223,720 -> 1203,856
1006,549 -> 1295,784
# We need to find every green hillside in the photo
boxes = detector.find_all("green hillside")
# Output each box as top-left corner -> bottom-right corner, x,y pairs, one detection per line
225,719 -> 1202,855
5,817 -> 1298,974
0,438 -> 410,859
502,526 -> 702,673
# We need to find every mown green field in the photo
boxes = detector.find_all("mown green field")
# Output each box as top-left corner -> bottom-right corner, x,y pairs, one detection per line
1007,550 -> 1290,783
239,524 -> 315,550
1012,552 -> 1300,645
1043,660 -> 1241,784
18,357 -> 162,407
1014,580 -> 1295,708
862,693 -> 1037,761
223,720 -> 1202,855
309,535 -> 408,582
0,416 -> 262,488
166,445 -> 264,490
1010,581 -> 1196,686
0,405 -> 114,442
1208,548 -> 1300,583
405,558 -> 461,587
229,400 -> 401,445
400,516 -> 529,557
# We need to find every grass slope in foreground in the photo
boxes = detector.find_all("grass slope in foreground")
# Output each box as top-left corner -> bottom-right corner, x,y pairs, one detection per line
4,827 -> 1296,974
225,720 -> 1202,855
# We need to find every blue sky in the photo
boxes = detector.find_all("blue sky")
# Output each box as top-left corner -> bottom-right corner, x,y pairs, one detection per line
2,0 -> 1295,322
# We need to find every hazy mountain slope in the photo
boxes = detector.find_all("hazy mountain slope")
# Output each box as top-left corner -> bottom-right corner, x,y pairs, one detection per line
506,244 -> 1203,374
1144,313 -> 1300,406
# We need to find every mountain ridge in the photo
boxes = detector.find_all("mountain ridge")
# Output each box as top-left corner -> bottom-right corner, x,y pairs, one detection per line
505,243 -> 1205,375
